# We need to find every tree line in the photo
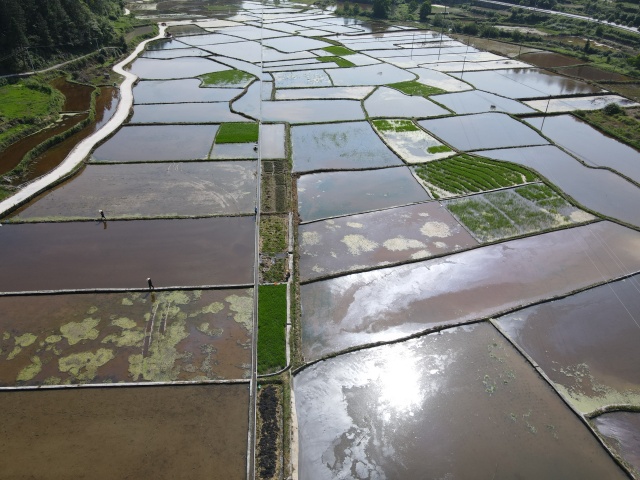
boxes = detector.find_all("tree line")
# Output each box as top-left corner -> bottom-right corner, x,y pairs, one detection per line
0,0 -> 125,72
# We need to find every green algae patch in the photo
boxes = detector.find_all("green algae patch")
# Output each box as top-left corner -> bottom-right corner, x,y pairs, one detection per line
17,356 -> 42,382
197,323 -> 224,337
45,335 -> 62,344
60,318 -> 100,345
112,317 -> 137,330
15,333 -> 37,348
159,290 -> 193,305
216,123 -> 259,144
121,298 -> 134,306
226,292 -> 253,331
58,348 -> 115,382
199,69 -> 256,88
102,330 -> 145,348
86,306 -> 98,315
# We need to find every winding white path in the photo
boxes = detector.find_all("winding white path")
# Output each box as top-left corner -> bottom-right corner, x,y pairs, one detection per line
0,24 -> 167,217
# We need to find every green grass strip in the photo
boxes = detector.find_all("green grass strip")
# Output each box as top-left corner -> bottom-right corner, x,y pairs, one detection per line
372,119 -> 419,132
258,284 -> 287,374
317,56 -> 355,68
387,81 -> 446,98
199,69 -> 255,87
322,45 -> 355,56
216,122 -> 259,144
427,145 -> 452,154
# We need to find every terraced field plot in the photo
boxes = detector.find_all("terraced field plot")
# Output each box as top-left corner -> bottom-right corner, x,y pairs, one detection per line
292,121 -> 403,172
300,222 -> 640,360
446,184 -> 595,242
130,102 -> 249,124
0,289 -> 253,386
295,324 -> 627,479
0,217 -> 255,291
496,276 -> 640,415
297,168 -> 431,222
364,87 -> 449,118
372,119 -> 454,164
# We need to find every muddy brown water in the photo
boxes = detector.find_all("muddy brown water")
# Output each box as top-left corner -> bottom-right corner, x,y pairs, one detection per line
50,77 -> 94,112
556,65 -> 636,83
593,411 -> 640,477
297,167 -> 431,222
299,202 -> 478,281
300,221 -> 640,360
10,161 -> 257,220
0,289 -> 253,385
0,384 -> 249,479
518,51 -> 584,68
525,115 -> 640,184
495,275 -> 640,415
0,217 -> 255,292
92,125 -> 217,162
294,323 -> 627,479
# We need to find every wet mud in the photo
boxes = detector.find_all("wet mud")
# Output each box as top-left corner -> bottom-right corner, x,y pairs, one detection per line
0,384 -> 249,479
0,217 -> 255,291
593,411 -> 640,477
300,221 -> 640,360
294,323 -> 626,479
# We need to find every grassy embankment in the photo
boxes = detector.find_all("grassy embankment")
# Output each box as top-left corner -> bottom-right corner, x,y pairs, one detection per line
258,284 -> 287,374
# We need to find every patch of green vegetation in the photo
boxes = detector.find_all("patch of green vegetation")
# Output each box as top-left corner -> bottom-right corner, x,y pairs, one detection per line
317,56 -> 355,68
387,81 -> 446,98
59,348 -> 115,382
515,184 -> 568,213
258,285 -> 287,374
414,155 -> 538,197
17,356 -> 42,382
372,119 -> 419,132
322,46 -> 356,56
574,107 -> 640,152
448,198 -> 518,241
60,318 -> 100,345
261,215 -> 288,253
0,83 -> 54,120
216,122 -> 259,144
427,145 -> 452,154
199,69 -> 256,87
261,257 -> 288,284
226,293 -> 254,331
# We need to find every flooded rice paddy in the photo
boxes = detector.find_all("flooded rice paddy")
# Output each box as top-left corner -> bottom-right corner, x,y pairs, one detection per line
126,56 -> 231,79
364,86 -> 449,118
299,201 -> 477,280
524,95 -> 639,113
0,384 -> 249,479
0,289 -> 253,385
419,112 -> 548,151
11,162 -> 256,220
260,99 -> 365,123
92,125 -> 217,162
593,412 -> 640,476
292,122 -> 403,172
496,275 -> 640,415
525,115 -> 640,184
481,146 -> 640,228
130,102 -> 249,123
133,79 -> 243,104
297,168 -> 431,222
300,221 -> 640,360
432,89 -> 535,114
0,217 -> 254,291
295,323 -> 626,479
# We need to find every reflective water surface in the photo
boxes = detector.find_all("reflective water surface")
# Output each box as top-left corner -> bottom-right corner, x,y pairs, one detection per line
295,323 -> 626,479
300,221 -> 640,360
593,411 -> 640,477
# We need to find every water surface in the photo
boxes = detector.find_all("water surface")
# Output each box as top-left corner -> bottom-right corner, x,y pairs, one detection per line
133,79 -> 243,104
593,412 -> 640,477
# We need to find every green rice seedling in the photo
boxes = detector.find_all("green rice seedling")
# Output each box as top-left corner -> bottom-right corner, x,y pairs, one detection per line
386,81 -> 446,98
198,69 -> 255,87
372,119 -> 419,132
317,56 -> 355,68
216,122 -> 259,143
427,145 -> 452,154
322,46 -> 356,56
258,284 -> 287,374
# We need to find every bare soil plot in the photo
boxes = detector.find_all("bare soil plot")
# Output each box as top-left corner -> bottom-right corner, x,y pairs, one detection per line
292,121 -> 403,172
495,276 -> 640,415
0,289 -> 253,385
294,323 -> 626,479
0,384 -> 249,479
0,217 -> 255,292
297,168 -> 431,222
446,184 -> 595,242
300,221 -> 640,360
10,162 -> 257,220
299,202 -> 477,281
518,51 -> 584,68
92,125 -> 217,162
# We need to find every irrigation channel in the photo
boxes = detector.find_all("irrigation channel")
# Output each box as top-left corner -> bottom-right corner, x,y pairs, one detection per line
1,1 -> 640,479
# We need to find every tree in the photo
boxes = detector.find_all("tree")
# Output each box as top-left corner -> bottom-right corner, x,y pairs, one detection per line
419,1 -> 432,21
372,0 -> 391,18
